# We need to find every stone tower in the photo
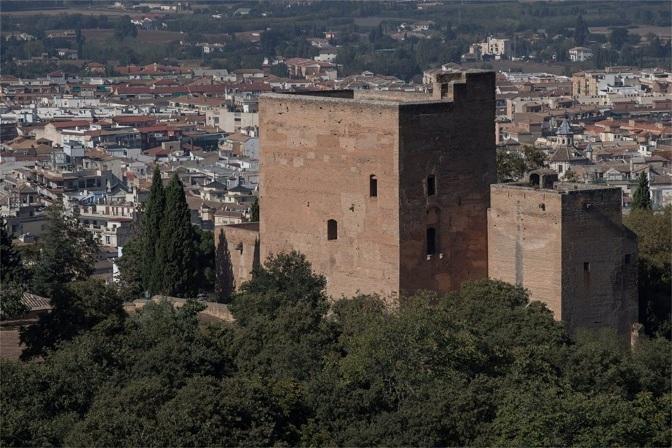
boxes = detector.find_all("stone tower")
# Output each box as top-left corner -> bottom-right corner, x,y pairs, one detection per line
487,178 -> 638,336
258,70 -> 496,299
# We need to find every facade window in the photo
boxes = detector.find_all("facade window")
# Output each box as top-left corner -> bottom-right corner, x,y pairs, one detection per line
624,254 -> 631,264
427,175 -> 436,196
369,175 -> 378,197
327,219 -> 338,240
426,227 -> 437,255
583,262 -> 590,272
105,236 -> 111,245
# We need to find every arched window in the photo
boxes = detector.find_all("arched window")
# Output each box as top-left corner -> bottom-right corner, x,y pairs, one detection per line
327,219 -> 338,240
369,175 -> 378,197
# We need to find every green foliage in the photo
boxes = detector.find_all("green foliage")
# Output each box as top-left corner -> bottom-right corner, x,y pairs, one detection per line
0,282 -> 27,321
250,196 -> 260,222
19,279 -> 124,360
142,166 -> 166,294
113,16 -> 138,41
564,167 -> 579,182
0,221 -> 29,320
157,174 -> 197,297
496,146 -> 546,182
269,63 -> 289,78
496,150 -> 526,182
119,169 -> 214,299
215,230 -> 234,303
193,226 -> 215,294
30,203 -> 99,298
0,220 -> 27,285
624,207 -> 672,338
574,15 -> 590,45
632,172 -> 652,210
114,236 -> 144,300
2,251 -> 671,446
231,251 -> 333,381
609,27 -> 630,50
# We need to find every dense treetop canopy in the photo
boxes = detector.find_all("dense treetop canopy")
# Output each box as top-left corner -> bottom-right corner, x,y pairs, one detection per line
2,252 -> 670,447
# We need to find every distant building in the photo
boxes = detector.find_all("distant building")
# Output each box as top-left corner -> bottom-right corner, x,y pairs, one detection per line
464,36 -> 512,61
569,46 -> 594,62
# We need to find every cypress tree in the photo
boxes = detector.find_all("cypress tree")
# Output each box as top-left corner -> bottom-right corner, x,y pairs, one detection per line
632,172 -> 652,210
250,196 -> 260,222
574,15 -> 589,46
142,166 -> 165,294
158,174 -> 196,297
215,230 -> 234,303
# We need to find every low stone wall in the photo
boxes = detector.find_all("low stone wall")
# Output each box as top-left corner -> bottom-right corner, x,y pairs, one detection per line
126,296 -> 235,323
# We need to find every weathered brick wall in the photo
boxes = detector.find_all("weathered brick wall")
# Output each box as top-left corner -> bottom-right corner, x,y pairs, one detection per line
488,185 -> 564,317
560,188 -> 638,336
215,223 -> 259,290
488,183 -> 638,337
260,94 -> 402,299
398,71 -> 496,294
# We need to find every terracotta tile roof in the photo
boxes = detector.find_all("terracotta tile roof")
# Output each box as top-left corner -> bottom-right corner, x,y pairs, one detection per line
22,292 -> 52,311
49,120 -> 91,129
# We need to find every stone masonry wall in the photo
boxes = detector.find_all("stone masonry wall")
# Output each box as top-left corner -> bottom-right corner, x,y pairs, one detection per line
560,188 -> 638,336
215,223 -> 259,290
398,71 -> 496,294
488,183 -> 638,337
260,94 -> 402,299
488,185 -> 564,317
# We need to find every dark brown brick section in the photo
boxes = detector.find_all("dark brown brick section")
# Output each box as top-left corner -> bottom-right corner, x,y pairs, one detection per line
398,71 -> 496,294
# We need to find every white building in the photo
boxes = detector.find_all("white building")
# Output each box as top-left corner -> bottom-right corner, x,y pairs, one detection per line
569,46 -> 594,62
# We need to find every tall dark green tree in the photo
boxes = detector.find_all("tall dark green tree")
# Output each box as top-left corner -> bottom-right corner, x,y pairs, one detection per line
1,219 -> 26,285
215,230 -> 234,303
632,172 -> 652,210
250,196 -> 259,222
157,174 -> 196,297
115,236 -> 144,300
142,166 -> 166,294
574,15 -> 589,46
113,16 -> 137,41
609,28 -> 629,50
31,203 -> 98,298
0,220 -> 28,320
193,226 -> 215,293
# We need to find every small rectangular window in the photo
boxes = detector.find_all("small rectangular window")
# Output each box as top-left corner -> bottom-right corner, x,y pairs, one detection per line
624,254 -> 631,264
426,227 -> 436,255
327,219 -> 338,240
583,262 -> 590,272
427,175 -> 436,196
369,175 -> 377,197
